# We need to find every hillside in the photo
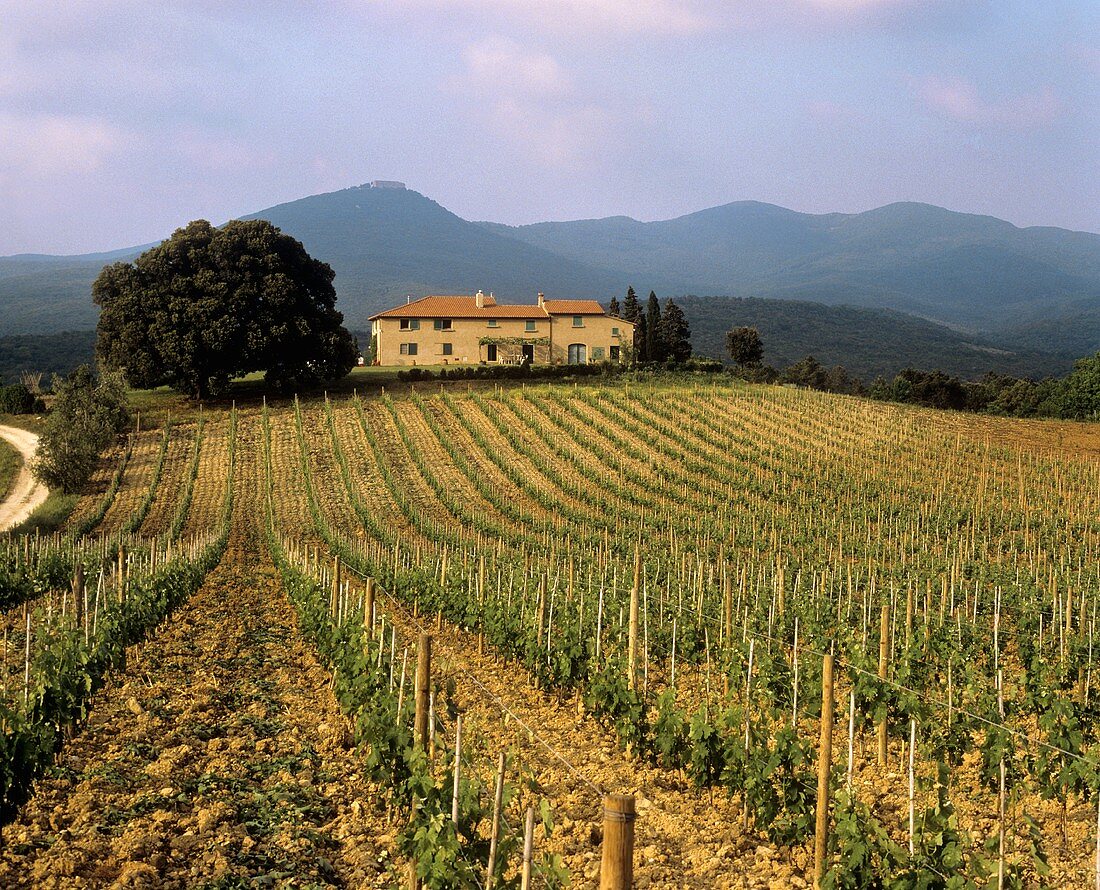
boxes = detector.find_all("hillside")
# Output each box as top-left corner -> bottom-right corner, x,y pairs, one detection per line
2,186 -> 1098,363
679,296 -> 1074,380
488,202 -> 1100,332
0,330 -> 97,383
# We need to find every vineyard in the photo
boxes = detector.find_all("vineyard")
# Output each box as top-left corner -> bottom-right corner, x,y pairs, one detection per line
1,378 -> 1099,887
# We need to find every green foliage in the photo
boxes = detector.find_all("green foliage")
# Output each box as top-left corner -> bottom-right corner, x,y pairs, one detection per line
823,789 -> 905,889
621,286 -> 640,323
0,537 -> 228,824
657,297 -> 692,363
652,689 -> 687,768
0,331 -> 97,386
0,383 -> 41,415
94,218 -> 357,398
726,326 -> 764,367
33,365 -> 130,493
1056,351 -> 1100,419
681,296 -> 1072,382
644,291 -> 662,362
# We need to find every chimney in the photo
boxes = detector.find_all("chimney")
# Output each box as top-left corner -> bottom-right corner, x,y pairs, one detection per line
475,289 -> 485,309
537,292 -> 545,308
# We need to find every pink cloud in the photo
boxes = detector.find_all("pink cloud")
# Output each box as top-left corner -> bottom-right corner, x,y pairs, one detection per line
916,76 -> 1063,129
0,113 -> 127,180
459,36 -> 572,98
360,0 -> 709,35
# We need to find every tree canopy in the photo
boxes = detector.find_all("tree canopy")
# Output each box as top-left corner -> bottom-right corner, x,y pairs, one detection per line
726,326 -> 764,368
1057,352 -> 1100,419
658,298 -> 692,363
94,219 -> 357,398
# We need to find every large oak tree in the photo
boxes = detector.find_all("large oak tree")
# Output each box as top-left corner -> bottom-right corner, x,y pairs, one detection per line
94,219 -> 357,398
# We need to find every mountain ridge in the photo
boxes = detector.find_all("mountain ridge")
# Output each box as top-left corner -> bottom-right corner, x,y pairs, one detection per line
1,185 -> 1098,364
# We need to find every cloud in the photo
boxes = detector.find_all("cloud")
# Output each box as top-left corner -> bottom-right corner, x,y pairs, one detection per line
171,131 -> 278,173
359,0 -> 709,35
916,76 -> 1064,129
459,36 -> 572,98
0,113 -> 127,180
446,36 -> 621,167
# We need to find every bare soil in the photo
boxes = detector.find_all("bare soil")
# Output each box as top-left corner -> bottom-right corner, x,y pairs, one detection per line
0,426 -> 47,532
0,526 -> 395,888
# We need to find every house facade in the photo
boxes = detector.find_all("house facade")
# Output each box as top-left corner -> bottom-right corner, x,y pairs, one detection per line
370,292 -> 633,367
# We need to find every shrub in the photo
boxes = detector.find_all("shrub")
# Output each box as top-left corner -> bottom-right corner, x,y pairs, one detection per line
33,366 -> 130,493
0,383 -> 41,415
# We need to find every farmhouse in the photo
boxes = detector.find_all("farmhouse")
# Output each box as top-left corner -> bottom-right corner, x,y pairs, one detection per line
370,292 -> 633,367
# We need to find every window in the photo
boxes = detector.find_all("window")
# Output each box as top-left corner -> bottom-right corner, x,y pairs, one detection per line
567,343 -> 587,365
611,326 -> 620,337
609,345 -> 620,362
572,315 -> 584,328
433,318 -> 453,331
592,346 -> 605,361
487,319 -> 499,328
524,320 -> 537,332
400,319 -> 420,331
400,343 -> 418,356
441,343 -> 453,356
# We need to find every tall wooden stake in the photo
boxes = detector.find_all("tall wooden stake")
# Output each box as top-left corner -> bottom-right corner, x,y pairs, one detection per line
521,805 -> 535,890
628,548 -> 640,690
414,633 -> 431,753
486,752 -> 506,889
878,603 -> 889,766
814,653 -> 835,890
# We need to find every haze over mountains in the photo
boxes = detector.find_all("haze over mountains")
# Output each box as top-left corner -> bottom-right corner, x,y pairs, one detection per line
2,183 -> 1099,378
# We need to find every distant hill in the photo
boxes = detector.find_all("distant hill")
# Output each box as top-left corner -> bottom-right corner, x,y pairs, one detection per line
0,249 -> 141,334
679,296 -> 1074,381
0,330 -> 97,384
1,185 -> 1098,367
486,201 -> 1100,332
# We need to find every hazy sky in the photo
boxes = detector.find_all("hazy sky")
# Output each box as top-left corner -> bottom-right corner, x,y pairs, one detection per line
1,1 -> 1097,255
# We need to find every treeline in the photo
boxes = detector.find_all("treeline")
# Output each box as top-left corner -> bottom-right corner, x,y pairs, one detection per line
729,346 -> 1100,420
0,330 -> 97,384
609,287 -> 691,363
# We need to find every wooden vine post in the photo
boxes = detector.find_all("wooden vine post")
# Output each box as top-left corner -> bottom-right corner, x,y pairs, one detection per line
72,562 -> 85,627
600,793 -> 636,890
414,633 -> 431,753
878,603 -> 889,766
364,578 -> 375,633
408,632 -> 432,890
814,652 -> 835,890
118,546 -> 127,604
521,805 -> 535,890
628,548 -> 641,691
331,555 -> 341,618
485,752 -> 506,890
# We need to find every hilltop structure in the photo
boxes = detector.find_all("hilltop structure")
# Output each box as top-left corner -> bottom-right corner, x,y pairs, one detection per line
370,291 -> 632,366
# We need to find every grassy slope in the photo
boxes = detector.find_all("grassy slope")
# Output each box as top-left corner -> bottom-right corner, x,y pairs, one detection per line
0,436 -> 19,505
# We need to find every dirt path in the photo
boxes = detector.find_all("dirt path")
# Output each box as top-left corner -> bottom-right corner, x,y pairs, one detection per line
0,425 -> 47,532
0,527 -> 395,888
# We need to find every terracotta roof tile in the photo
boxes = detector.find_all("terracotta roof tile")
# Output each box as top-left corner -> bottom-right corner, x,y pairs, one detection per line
370,295 -> 546,320
542,300 -> 608,315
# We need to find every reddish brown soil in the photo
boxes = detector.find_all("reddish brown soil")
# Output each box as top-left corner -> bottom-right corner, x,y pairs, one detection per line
0,530 -> 395,888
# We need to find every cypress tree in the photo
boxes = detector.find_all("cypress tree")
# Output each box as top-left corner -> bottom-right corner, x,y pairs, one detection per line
608,295 -> 621,318
635,313 -> 648,362
622,286 -> 640,322
645,291 -> 662,362
658,298 -> 692,363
